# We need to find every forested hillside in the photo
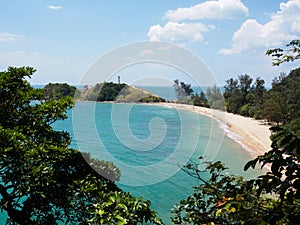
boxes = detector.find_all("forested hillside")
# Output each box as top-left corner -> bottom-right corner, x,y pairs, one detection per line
42,83 -> 78,100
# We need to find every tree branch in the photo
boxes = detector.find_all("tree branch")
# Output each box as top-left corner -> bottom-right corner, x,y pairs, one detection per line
0,184 -> 34,225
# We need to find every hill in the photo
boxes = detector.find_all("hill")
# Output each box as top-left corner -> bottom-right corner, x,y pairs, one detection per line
42,83 -> 78,100
77,82 -> 165,103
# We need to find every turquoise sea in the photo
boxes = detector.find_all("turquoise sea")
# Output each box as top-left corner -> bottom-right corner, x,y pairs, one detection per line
58,102 -> 260,224
0,87 -> 263,224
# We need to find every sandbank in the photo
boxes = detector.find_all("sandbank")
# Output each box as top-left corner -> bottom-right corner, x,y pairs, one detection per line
156,103 -> 272,158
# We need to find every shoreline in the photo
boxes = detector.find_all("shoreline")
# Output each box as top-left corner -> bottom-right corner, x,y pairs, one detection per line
75,101 -> 272,158
153,102 -> 272,158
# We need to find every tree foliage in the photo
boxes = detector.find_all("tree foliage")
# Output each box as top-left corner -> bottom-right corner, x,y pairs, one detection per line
42,82 -> 78,100
173,79 -> 211,107
0,67 -> 163,225
174,41 -> 299,123
96,82 -> 128,101
172,159 -> 274,225
82,82 -> 128,101
261,68 -> 300,123
266,40 -> 300,66
173,79 -> 193,103
173,128 -> 300,224
223,74 -> 266,117
222,67 -> 299,123
191,91 -> 209,108
206,85 -> 225,110
244,119 -> 300,224
139,96 -> 165,103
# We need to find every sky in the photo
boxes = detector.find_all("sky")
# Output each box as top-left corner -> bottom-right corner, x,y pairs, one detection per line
1,0 -> 300,86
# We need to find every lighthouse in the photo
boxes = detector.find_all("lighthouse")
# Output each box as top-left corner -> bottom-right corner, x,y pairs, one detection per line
118,76 -> 120,84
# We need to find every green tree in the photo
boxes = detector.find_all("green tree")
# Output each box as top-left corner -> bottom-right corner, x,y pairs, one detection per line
247,77 -> 266,106
42,83 -> 78,100
206,85 -> 225,110
242,77 -> 267,118
239,74 -> 253,96
173,79 -> 193,103
261,68 -> 300,124
224,75 -> 267,117
191,91 -> 209,107
260,91 -> 288,124
0,67 -> 163,225
223,77 -> 243,113
171,158 -> 274,225
96,82 -> 128,101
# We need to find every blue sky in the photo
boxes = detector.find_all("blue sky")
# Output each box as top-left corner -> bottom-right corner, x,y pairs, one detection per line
1,0 -> 300,86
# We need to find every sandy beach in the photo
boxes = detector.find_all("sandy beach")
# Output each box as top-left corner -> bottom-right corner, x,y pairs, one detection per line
157,103 -> 272,158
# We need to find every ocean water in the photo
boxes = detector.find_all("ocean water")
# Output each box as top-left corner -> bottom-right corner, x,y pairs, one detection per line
57,102 -> 260,224
0,86 -> 262,224
139,86 -> 212,101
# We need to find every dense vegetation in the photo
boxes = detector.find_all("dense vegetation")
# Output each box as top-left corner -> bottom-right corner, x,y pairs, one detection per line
174,66 -> 299,125
223,70 -> 300,123
81,82 -> 128,101
139,96 -> 166,103
42,82 -> 78,100
0,67 -> 163,224
261,69 -> 300,124
223,75 -> 266,117
172,40 -> 300,224
222,39 -> 300,121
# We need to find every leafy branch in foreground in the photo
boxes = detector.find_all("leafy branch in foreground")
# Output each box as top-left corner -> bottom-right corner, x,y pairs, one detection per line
266,40 -> 300,66
245,119 -> 300,224
171,158 -> 273,225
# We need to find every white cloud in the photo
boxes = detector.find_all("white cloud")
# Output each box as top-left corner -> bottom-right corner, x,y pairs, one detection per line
148,22 -> 212,43
147,0 -> 246,45
47,5 -> 62,10
219,0 -> 300,55
165,0 -> 248,21
139,49 -> 155,57
0,32 -> 18,42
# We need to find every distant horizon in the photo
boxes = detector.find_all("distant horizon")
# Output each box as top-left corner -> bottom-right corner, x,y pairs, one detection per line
31,83 -> 272,89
